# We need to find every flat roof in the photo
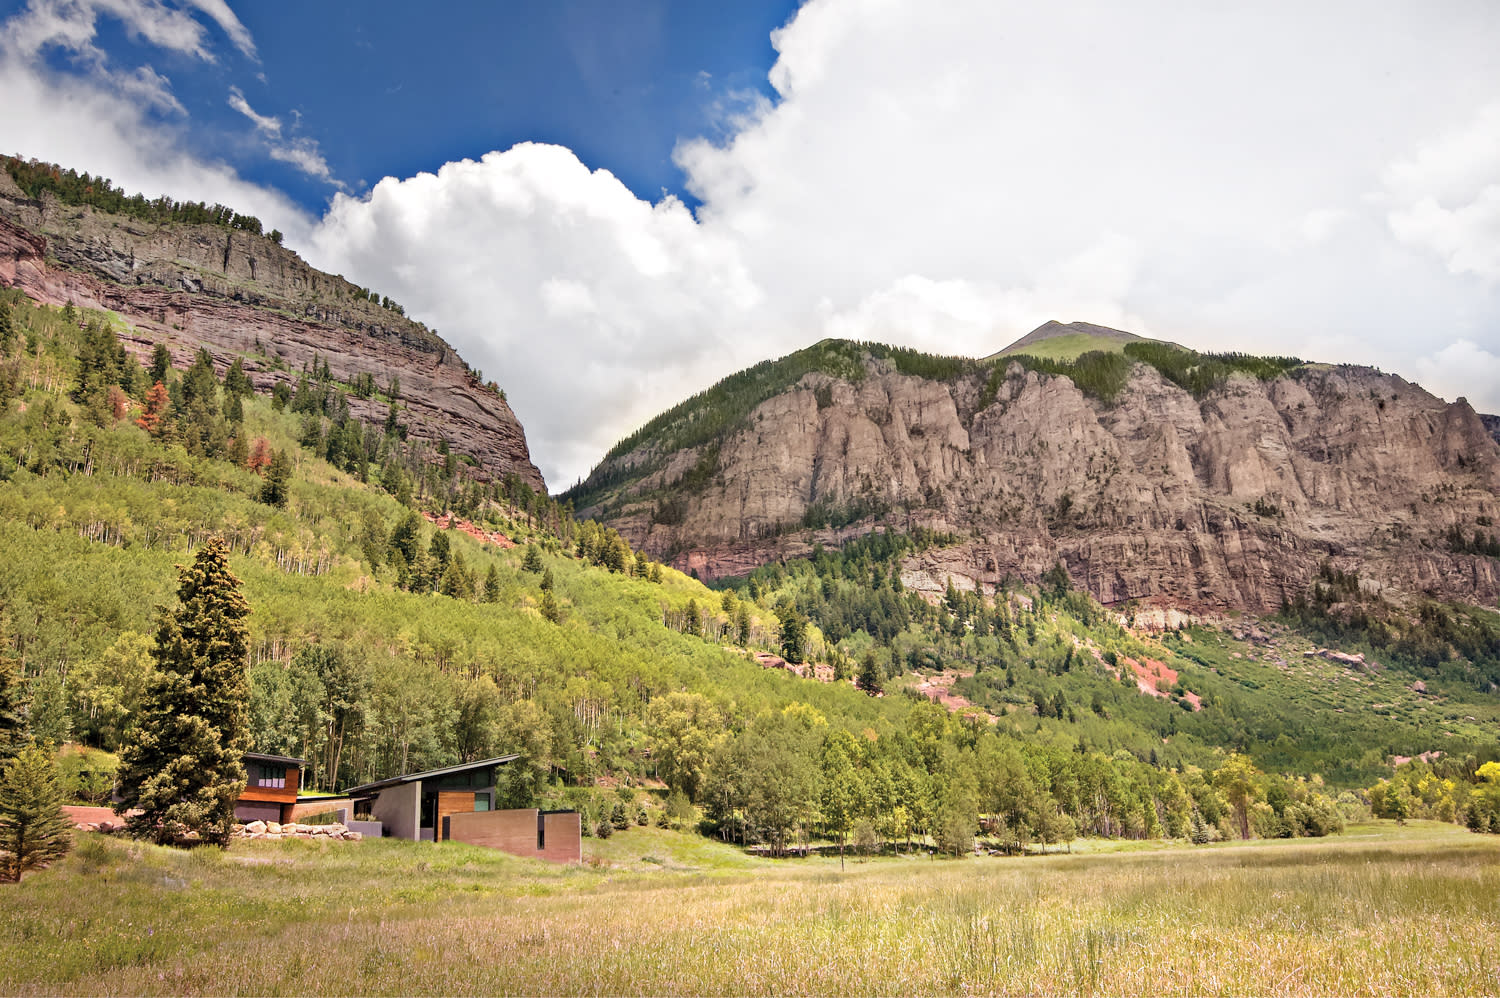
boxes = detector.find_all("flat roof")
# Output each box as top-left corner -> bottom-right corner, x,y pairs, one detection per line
245,751 -> 307,767
343,755 -> 520,797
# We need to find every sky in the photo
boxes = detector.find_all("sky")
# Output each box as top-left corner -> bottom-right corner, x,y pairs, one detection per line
1,0 -> 1497,490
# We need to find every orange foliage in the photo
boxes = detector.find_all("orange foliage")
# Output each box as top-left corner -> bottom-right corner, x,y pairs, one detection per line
135,381 -> 169,436
247,437 -> 272,474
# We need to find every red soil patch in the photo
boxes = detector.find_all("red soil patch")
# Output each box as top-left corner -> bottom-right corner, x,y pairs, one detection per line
913,671 -> 998,723
753,651 -> 836,683
423,512 -> 516,549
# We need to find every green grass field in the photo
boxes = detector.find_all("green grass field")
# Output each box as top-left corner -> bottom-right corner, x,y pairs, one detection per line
4,821 -> 1496,996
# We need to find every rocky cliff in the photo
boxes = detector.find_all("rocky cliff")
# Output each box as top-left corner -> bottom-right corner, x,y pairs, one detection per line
573,335 -> 1500,614
0,169 -> 545,491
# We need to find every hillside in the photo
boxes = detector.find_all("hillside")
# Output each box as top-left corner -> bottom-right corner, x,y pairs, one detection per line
567,329 -> 1500,616
987,319 -> 1159,361
2,290 -> 1497,858
0,157 -> 544,491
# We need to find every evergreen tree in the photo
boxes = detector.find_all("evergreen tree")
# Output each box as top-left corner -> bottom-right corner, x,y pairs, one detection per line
115,538 -> 252,846
684,599 -> 702,638
0,745 -> 72,882
0,299 -> 13,353
259,449 -> 292,507
149,343 -> 171,385
777,605 -> 807,664
522,544 -> 544,573
483,564 -> 501,603
539,589 -> 561,624
856,652 -> 884,695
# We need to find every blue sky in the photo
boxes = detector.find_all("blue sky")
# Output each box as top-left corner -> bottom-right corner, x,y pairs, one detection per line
1,0 -> 1498,488
11,0 -> 798,210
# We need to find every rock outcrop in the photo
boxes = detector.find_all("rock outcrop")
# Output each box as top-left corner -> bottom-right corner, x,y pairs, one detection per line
0,172 -> 545,491
579,346 -> 1500,614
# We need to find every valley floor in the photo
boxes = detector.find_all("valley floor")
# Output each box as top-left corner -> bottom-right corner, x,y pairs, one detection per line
4,821 -> 1497,996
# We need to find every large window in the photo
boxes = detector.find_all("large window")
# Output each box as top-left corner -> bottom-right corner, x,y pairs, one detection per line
253,764 -> 285,788
474,793 -> 491,812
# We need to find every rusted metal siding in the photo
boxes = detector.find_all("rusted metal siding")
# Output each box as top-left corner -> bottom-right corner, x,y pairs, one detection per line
445,808 -> 581,863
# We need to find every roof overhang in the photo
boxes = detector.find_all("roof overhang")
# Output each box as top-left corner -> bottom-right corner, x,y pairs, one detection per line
343,755 -> 521,797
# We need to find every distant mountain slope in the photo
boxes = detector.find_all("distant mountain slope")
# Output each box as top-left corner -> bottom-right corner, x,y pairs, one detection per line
988,319 -> 1157,361
570,334 -> 1500,614
0,160 -> 544,491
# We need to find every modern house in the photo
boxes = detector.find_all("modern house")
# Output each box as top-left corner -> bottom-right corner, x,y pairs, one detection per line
235,752 -> 305,824
345,756 -> 581,862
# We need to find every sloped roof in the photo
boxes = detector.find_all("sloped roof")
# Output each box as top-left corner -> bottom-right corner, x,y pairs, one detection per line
343,755 -> 520,796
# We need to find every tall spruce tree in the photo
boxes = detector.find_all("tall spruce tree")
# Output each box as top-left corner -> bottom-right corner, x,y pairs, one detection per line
115,538 -> 251,846
0,745 -> 73,882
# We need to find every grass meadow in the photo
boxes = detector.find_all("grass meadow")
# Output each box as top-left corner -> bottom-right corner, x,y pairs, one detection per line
4,820 -> 1497,996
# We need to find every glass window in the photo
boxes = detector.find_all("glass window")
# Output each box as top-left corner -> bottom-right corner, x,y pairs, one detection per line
474,793 -> 490,812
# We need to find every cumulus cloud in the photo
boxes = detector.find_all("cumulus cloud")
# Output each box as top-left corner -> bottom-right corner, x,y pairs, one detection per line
305,146 -> 762,486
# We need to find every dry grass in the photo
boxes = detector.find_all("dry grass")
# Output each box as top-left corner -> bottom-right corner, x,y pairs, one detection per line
4,821 -> 1497,996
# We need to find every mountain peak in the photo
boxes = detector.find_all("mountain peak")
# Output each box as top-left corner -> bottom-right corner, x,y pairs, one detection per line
995,320 -> 1144,356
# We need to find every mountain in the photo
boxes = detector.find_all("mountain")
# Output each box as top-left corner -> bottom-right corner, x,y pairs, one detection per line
0,159 -> 544,491
986,319 -> 1157,361
568,332 -> 1500,615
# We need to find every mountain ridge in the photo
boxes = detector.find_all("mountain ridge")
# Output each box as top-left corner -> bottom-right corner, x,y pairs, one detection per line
0,162 -> 545,492
572,338 -> 1500,615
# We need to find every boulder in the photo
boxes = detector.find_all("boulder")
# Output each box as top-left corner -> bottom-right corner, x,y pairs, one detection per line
266,821 -> 282,834
245,820 -> 267,834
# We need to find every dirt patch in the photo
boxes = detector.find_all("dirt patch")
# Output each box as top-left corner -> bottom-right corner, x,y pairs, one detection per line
913,671 -> 998,723
423,511 -> 516,549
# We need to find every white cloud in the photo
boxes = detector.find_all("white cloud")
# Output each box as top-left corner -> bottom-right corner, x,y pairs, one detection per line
1384,104 -> 1500,281
304,146 -> 762,487
226,85 -> 341,187
181,0 -> 255,59
1415,339 -> 1500,414
227,85 -> 280,135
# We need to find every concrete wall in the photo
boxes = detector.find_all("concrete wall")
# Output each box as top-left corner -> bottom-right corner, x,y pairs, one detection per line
445,808 -> 581,863
371,782 -> 420,840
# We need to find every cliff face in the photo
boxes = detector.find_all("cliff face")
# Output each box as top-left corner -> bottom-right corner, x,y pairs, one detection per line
580,350 -> 1500,614
0,174 -> 545,492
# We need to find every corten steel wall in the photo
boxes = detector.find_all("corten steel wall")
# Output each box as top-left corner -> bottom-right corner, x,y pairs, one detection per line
435,791 -> 475,842
447,809 -> 541,857
540,811 -> 582,863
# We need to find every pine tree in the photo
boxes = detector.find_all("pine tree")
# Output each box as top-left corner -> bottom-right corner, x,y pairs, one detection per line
259,449 -> 292,507
0,745 -> 72,882
522,544 -> 543,573
856,652 -> 883,695
483,565 -> 501,603
539,589 -> 561,624
115,538 -> 252,846
0,649 -> 28,767
684,599 -> 702,637
735,605 -> 752,646
149,343 -> 171,385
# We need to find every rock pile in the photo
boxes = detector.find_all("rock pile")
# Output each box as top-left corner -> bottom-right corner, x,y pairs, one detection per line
235,820 -> 363,842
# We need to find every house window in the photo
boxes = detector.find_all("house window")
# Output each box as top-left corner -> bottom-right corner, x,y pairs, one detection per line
474,793 -> 490,812
254,764 -> 285,788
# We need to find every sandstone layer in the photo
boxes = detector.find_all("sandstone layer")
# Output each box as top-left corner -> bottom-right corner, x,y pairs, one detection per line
580,351 -> 1500,614
0,173 -> 545,491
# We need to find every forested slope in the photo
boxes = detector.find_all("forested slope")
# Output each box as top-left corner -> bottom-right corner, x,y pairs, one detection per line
3,292 -> 1498,849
